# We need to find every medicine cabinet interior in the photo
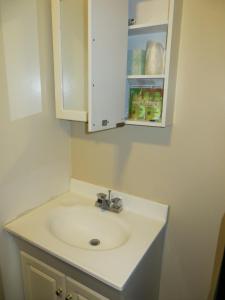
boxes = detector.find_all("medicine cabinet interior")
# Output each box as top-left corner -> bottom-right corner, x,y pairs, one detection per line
51,0 -> 182,132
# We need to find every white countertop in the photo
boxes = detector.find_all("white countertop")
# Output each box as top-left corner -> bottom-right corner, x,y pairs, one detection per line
5,179 -> 168,291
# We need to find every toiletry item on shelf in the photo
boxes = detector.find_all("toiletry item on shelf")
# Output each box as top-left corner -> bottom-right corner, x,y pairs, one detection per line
128,18 -> 136,26
146,88 -> 163,122
129,88 -> 145,120
129,87 -> 163,122
145,41 -> 165,75
136,0 -> 169,25
128,49 -> 146,75
129,88 -> 138,120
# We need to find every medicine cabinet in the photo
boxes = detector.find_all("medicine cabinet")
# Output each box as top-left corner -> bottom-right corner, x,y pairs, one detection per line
51,0 -> 182,132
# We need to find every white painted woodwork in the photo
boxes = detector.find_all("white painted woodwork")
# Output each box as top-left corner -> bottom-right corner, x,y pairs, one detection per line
66,276 -> 108,300
160,0 -> 175,127
126,0 -> 181,127
88,0 -> 128,132
21,252 -> 66,300
21,252 -> 109,300
51,0 -> 128,129
128,22 -> 168,35
125,120 -> 163,127
161,0 -> 182,126
51,0 -> 181,129
128,75 -> 165,79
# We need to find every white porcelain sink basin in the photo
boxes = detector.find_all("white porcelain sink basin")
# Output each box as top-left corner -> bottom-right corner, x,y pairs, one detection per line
5,180 -> 168,290
48,206 -> 131,251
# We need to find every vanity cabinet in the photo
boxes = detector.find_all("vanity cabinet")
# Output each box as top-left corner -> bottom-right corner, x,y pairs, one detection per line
51,0 -> 182,131
21,252 -> 108,300
21,252 -> 66,300
66,277 -> 108,300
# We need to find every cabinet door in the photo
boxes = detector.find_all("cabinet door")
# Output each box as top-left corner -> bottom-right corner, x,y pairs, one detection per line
66,276 -> 108,300
52,0 -> 128,131
88,0 -> 128,132
21,252 -> 66,300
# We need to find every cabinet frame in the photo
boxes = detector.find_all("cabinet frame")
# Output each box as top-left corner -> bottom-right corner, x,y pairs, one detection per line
51,0 -> 182,129
125,0 -> 182,128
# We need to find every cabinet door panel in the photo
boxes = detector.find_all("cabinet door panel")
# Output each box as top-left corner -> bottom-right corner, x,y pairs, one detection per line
88,0 -> 128,132
29,266 -> 56,300
66,276 -> 108,300
21,252 -> 65,300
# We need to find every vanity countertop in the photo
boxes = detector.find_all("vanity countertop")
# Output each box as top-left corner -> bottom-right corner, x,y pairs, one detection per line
5,179 -> 168,291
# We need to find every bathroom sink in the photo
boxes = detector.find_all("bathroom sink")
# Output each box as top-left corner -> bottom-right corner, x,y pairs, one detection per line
5,180 -> 168,290
48,206 -> 131,250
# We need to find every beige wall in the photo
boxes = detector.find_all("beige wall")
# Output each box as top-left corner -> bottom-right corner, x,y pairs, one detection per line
71,0 -> 225,299
0,0 -> 70,299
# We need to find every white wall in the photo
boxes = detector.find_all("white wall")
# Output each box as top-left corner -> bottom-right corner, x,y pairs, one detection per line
0,0 -> 71,299
71,0 -> 225,299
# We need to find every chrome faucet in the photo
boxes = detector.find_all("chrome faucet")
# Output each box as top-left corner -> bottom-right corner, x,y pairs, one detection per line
95,190 -> 123,213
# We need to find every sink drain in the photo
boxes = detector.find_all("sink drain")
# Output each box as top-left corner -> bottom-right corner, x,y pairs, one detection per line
89,239 -> 101,246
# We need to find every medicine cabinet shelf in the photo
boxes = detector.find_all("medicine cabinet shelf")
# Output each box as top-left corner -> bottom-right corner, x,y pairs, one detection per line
128,22 -> 168,36
125,120 -> 163,127
126,0 -> 182,128
51,0 -> 182,132
128,75 -> 165,79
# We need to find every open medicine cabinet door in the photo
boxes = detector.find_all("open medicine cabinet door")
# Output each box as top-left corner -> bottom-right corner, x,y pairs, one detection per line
88,0 -> 128,132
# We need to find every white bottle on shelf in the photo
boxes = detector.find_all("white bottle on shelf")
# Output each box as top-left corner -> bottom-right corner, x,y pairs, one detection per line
145,41 -> 165,75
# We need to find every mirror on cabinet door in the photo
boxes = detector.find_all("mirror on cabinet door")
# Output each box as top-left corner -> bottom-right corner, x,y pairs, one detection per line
52,0 -> 88,122
51,0 -> 128,132
60,0 -> 88,115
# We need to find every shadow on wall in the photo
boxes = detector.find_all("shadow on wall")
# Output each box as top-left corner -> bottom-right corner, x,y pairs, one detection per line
76,122 -> 173,146
71,122 -> 173,188
208,213 -> 225,300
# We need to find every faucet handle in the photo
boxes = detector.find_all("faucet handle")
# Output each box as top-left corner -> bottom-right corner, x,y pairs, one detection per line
96,193 -> 107,205
97,193 -> 107,201
96,193 -> 107,208
111,197 -> 123,212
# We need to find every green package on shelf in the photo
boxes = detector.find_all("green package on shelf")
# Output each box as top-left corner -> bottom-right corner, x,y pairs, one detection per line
129,87 -> 163,122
